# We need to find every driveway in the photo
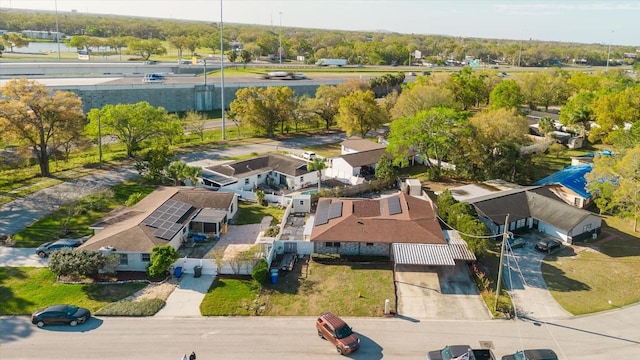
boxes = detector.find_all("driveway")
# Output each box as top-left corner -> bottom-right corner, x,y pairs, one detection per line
395,262 -> 491,320
502,235 -> 573,320
0,247 -> 48,267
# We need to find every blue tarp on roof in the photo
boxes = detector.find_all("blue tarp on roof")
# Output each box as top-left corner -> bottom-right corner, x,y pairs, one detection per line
534,164 -> 593,198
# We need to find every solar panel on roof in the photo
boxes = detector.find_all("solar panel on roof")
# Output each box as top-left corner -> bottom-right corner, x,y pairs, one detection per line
328,201 -> 343,220
388,196 -> 402,215
315,199 -> 331,226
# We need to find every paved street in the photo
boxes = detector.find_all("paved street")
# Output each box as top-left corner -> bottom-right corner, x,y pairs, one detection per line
2,309 -> 639,360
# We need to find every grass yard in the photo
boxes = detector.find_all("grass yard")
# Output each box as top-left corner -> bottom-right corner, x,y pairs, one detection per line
303,142 -> 342,159
0,267 -> 146,315
542,217 -> 640,315
200,258 -> 394,317
234,201 -> 286,226
12,181 -> 157,247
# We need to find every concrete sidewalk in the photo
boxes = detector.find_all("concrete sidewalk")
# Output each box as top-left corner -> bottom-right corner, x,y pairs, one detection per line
155,274 -> 215,318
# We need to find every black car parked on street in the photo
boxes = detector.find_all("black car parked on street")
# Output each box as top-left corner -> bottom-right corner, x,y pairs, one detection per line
31,304 -> 91,328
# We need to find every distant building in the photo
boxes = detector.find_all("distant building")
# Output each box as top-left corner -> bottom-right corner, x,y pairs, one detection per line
21,30 -> 65,41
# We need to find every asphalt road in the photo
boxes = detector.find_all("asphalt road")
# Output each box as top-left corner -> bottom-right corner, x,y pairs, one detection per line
2,309 -> 639,360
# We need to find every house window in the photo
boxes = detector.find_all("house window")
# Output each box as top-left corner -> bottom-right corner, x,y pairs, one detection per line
325,242 -> 340,247
299,200 -> 304,206
141,253 -> 151,262
258,174 -> 262,178
366,243 -> 374,246
244,178 -> 250,185
119,254 -> 128,265
574,198 -> 581,206
300,176 -> 304,182
583,223 -> 592,232
230,203 -> 233,213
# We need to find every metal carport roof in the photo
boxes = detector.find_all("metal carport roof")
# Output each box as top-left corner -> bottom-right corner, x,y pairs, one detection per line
392,230 -> 476,265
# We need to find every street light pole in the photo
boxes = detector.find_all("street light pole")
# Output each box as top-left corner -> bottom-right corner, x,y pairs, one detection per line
279,11 -> 283,64
54,0 -> 61,61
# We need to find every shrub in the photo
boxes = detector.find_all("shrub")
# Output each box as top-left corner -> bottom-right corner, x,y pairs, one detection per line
251,259 -> 268,284
147,245 -> 180,278
49,248 -> 114,278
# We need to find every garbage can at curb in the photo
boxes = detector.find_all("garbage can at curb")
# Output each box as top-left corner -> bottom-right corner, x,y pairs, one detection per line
194,265 -> 202,278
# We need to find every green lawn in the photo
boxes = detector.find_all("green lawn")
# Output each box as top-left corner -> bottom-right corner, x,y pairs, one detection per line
200,259 -> 394,317
234,202 -> 285,226
12,181 -> 157,247
543,217 -> 640,315
0,267 -> 146,315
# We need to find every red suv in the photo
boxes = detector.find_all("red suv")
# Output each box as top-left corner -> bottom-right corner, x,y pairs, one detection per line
315,312 -> 360,355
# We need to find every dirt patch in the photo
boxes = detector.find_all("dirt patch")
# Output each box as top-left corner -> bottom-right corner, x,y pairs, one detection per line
421,179 -> 472,193
123,278 -> 177,302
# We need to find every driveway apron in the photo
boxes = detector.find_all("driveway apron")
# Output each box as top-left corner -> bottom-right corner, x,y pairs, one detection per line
502,245 -> 573,321
395,262 -> 491,320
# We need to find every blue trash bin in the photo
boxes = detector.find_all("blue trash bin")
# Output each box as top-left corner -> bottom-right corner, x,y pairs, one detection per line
270,269 -> 279,284
174,266 -> 183,278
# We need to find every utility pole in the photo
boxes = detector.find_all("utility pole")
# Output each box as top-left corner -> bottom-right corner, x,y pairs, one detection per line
494,214 -> 510,312
278,12 -> 283,64
220,0 -> 226,140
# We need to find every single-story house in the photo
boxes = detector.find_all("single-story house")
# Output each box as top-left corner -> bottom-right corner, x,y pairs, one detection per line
329,148 -> 388,181
309,192 -> 476,266
453,183 -> 601,244
340,136 -> 386,155
200,154 -> 318,191
81,187 -> 237,271
533,164 -> 593,208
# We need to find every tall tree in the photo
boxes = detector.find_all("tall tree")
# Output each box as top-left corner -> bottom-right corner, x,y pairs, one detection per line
455,108 -> 533,182
445,67 -> 486,110
590,87 -> 640,143
336,90 -> 388,138
587,148 -> 640,232
86,102 -> 182,157
307,157 -> 326,192
391,81 -> 457,119
0,79 -> 84,177
229,86 -> 296,137
2,32 -> 29,52
240,49 -> 252,68
127,39 -> 167,60
387,107 -> 467,179
489,79 -> 525,110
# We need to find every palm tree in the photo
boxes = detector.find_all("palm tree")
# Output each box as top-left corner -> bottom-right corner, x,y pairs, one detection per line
166,161 -> 188,186
307,157 -> 326,192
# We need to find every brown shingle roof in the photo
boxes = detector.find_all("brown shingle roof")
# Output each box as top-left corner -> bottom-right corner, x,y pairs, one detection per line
340,148 -> 389,167
341,136 -> 386,152
310,192 -> 445,244
81,187 -> 234,253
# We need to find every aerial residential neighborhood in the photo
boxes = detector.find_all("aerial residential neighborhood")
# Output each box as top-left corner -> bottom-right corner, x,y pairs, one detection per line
1,2 -> 640,359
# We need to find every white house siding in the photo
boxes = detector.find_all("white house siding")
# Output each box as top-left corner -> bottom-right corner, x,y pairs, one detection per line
314,242 -> 390,256
536,221 -> 569,242
567,215 -> 602,243
116,252 -> 150,271
330,157 -> 356,179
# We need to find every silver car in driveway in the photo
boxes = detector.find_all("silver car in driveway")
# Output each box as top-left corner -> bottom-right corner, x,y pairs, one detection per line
35,238 -> 84,258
